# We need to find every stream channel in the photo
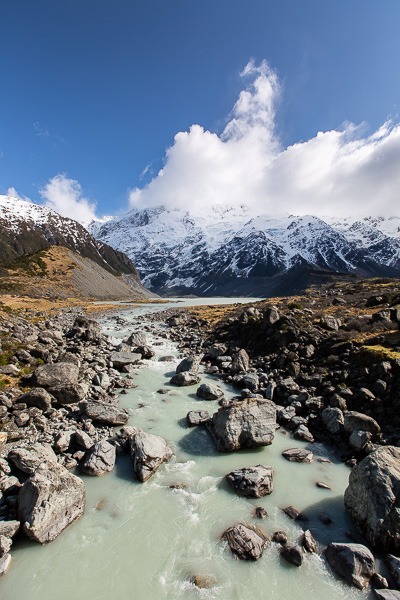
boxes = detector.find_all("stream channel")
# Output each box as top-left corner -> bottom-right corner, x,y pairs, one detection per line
0,298 -> 374,599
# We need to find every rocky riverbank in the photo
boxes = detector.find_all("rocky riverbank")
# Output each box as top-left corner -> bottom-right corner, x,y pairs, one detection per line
0,280 -> 400,597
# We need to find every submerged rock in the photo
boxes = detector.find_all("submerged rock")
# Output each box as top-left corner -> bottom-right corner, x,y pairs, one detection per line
129,428 -> 173,482
207,398 -> 276,452
222,523 -> 270,560
344,446 -> 400,553
226,465 -> 274,498
280,545 -> 303,567
325,542 -> 375,589
18,462 -> 85,543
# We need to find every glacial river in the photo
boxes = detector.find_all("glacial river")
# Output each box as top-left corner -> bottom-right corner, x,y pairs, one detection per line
0,298 -> 374,599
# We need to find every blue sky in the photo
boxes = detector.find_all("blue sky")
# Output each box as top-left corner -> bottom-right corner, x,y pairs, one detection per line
1,0 -> 400,221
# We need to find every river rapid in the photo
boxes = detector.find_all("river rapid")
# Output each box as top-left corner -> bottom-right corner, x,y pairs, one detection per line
0,298 -> 374,600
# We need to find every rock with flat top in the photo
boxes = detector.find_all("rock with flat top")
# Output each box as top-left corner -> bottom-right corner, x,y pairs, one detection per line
325,542 -> 375,589
81,401 -> 129,426
129,428 -> 173,482
8,442 -> 57,474
170,372 -> 201,386
344,446 -> 400,553
110,352 -> 141,370
0,521 -> 20,538
207,398 -> 276,452
282,448 -> 314,463
222,523 -> 270,560
196,382 -> 223,400
35,362 -> 79,388
18,461 -> 85,543
374,591 -> 400,600
226,465 -> 274,498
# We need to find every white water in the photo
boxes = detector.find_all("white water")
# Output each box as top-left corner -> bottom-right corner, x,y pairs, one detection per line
0,298 -> 373,599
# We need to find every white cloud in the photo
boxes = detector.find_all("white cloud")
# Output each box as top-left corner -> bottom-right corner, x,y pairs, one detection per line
7,187 -> 32,202
129,60 -> 400,218
39,174 -> 98,226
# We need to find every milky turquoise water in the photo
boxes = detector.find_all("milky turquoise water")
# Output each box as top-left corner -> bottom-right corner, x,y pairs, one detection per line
0,299 -> 373,599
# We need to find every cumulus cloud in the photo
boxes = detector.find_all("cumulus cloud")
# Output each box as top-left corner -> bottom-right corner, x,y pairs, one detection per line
7,187 -> 32,202
129,60 -> 400,217
39,174 -> 98,225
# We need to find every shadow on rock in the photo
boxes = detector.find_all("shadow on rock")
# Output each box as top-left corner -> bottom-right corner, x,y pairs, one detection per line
178,427 -> 217,457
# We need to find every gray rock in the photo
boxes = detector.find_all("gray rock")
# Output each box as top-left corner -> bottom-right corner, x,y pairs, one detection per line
186,410 -> 210,427
196,383 -> 223,400
75,429 -> 95,450
18,461 -> 85,543
81,401 -> 129,426
129,428 -> 173,482
8,442 -> 57,474
0,521 -> 20,538
35,362 -> 79,388
349,429 -> 372,450
359,387 -> 375,402
226,465 -> 274,497
69,316 -> 101,341
176,355 -> 202,374
293,424 -> 314,443
320,315 -> 341,331
343,411 -> 380,435
92,372 -> 110,389
170,372 -> 201,386
322,407 -> 344,434
385,554 -> 400,589
53,429 -> 75,454
301,529 -> 317,553
280,545 -> 303,566
325,542 -> 375,589
81,441 -> 116,476
230,349 -> 250,374
272,530 -> 288,543
207,398 -> 276,452
207,344 -> 228,359
0,535 -> 11,558
0,553 -> 12,576
344,446 -> 400,552
17,388 -> 53,411
282,448 -> 314,463
264,306 -> 280,326
375,590 -> 400,600
126,331 -> 147,347
110,352 -> 141,370
0,364 -> 20,376
222,523 -> 270,560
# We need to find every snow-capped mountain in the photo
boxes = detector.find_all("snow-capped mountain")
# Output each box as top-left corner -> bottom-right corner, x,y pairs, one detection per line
89,205 -> 400,297
0,195 -> 142,283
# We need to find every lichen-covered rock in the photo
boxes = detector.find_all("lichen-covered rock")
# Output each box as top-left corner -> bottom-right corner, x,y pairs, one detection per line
207,398 -> 276,452
222,523 -> 270,560
129,428 -> 173,482
18,462 -> 85,543
80,401 -> 129,426
344,446 -> 400,553
8,442 -> 57,474
226,465 -> 274,497
81,440 -> 116,476
325,542 -> 375,589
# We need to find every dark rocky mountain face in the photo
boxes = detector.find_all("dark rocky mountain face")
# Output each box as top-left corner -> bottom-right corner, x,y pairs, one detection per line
0,196 -> 141,283
90,206 -> 400,297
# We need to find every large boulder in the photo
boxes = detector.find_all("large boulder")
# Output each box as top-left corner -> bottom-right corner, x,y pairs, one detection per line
81,401 -> 129,426
186,410 -> 210,427
230,349 -> 250,374
170,372 -> 201,386
17,388 -> 53,411
69,316 -> 101,341
344,446 -> 400,553
196,382 -> 223,401
374,591 -> 400,600
110,352 -> 141,370
343,411 -> 380,435
129,428 -> 173,482
207,398 -> 276,452
222,523 -> 270,560
176,355 -> 202,374
81,440 -> 116,476
50,382 -> 89,405
325,543 -> 375,589
8,442 -> 57,474
226,465 -> 274,497
18,462 -> 85,543
35,362 -> 79,388
126,331 -> 147,346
